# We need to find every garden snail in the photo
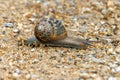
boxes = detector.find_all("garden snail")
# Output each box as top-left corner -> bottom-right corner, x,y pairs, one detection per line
25,16 -> 99,49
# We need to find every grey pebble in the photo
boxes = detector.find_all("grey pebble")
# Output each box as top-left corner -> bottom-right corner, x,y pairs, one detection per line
3,22 -> 13,27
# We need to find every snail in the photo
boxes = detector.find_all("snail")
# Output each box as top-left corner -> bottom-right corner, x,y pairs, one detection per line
25,16 -> 99,49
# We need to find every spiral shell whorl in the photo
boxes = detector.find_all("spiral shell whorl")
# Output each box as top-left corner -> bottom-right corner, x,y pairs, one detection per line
35,17 -> 67,42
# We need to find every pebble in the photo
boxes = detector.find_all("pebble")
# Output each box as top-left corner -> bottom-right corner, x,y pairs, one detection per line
108,77 -> 117,80
81,7 -> 91,14
9,62 -> 13,66
3,22 -> 13,27
13,29 -> 20,33
115,46 -> 120,53
114,67 -> 120,72
0,34 -> 6,39
31,48 -> 35,52
32,59 -> 39,64
87,54 -> 105,63
17,23 -> 23,30
29,17 -> 35,23
13,72 -> 19,78
107,0 -> 114,7
100,21 -> 105,25
108,48 -> 114,53
26,74 -> 31,79
12,69 -> 20,78
23,12 -> 32,18
108,62 -> 118,68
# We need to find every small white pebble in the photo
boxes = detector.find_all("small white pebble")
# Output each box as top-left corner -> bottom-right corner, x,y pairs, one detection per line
17,23 -> 23,30
36,0 -> 41,3
24,29 -> 31,33
81,7 -> 91,13
101,9 -> 107,15
13,72 -> 19,78
26,74 -> 31,79
32,59 -> 39,63
29,18 -> 35,22
19,59 -> 24,63
13,29 -> 20,33
31,74 -> 38,78
9,62 -> 13,66
108,48 -> 113,53
106,39 -> 112,43
108,77 -> 117,80
31,48 -> 35,52
114,67 -> 120,72
100,21 -> 105,25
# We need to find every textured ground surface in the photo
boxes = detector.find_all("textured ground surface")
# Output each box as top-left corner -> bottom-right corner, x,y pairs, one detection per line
0,0 -> 120,80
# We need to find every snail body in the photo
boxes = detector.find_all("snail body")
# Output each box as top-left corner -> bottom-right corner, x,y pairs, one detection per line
25,16 -> 99,49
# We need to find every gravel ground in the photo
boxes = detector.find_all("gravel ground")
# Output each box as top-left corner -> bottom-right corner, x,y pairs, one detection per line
0,0 -> 120,80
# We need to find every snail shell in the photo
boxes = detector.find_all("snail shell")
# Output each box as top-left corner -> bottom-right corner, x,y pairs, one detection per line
35,17 -> 67,42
